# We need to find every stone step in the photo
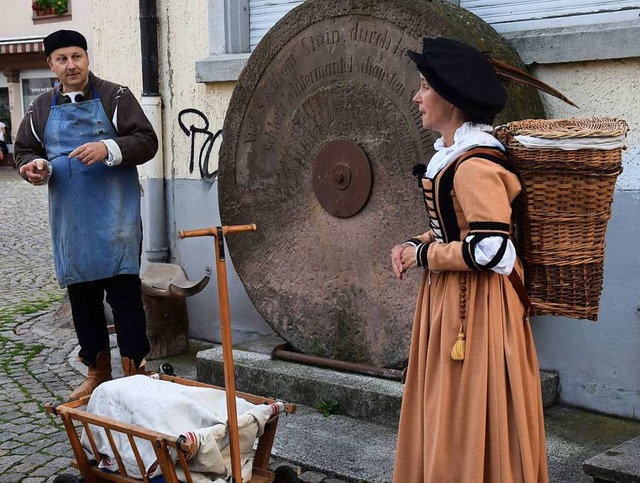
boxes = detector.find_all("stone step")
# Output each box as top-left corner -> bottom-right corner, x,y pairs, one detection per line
272,405 -> 396,482
196,345 -> 559,427
149,342 -> 640,483
582,436 -> 640,482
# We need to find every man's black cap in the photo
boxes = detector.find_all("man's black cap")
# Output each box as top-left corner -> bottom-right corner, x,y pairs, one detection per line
407,37 -> 507,121
44,30 -> 87,56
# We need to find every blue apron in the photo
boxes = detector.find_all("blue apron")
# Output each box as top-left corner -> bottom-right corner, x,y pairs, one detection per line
46,87 -> 142,287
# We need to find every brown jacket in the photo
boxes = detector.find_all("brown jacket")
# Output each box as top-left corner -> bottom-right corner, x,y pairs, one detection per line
14,72 -> 157,169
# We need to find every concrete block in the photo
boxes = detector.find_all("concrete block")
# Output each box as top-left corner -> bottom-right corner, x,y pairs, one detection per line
197,348 -> 559,427
583,436 -> 640,482
198,347 -> 403,427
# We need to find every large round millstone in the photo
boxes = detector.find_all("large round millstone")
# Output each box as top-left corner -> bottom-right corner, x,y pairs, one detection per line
219,0 -> 544,367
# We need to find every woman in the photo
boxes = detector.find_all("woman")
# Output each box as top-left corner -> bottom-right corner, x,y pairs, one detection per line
391,38 -> 548,482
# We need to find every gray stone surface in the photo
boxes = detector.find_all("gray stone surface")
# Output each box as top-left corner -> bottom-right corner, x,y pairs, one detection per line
273,406 -> 396,482
503,20 -> 640,65
0,168 -> 78,482
196,54 -> 250,82
198,347 -> 404,426
267,394 -> 640,483
583,436 -> 640,482
197,345 -> 558,427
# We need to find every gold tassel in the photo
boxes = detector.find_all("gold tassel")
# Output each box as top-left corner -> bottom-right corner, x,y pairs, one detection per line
451,329 -> 466,361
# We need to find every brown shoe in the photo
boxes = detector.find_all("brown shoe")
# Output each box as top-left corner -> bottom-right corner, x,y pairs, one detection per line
69,350 -> 112,399
121,356 -> 147,376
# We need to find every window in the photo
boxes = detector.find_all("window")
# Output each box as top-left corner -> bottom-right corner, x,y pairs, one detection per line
32,0 -> 71,21
196,0 -> 640,81
249,0 -> 303,50
461,0 -> 640,32
196,0 -> 303,82
21,77 -> 57,116
0,87 -> 10,144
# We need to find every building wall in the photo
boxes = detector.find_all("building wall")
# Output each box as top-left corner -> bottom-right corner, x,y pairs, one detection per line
534,59 -> 640,189
90,1 -> 640,418
1,0 -> 92,154
1,0 -> 92,45
529,60 -> 640,419
90,0 -> 274,343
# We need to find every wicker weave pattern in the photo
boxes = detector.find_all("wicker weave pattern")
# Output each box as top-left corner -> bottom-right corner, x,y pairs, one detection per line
495,117 -> 627,321
502,117 -> 629,139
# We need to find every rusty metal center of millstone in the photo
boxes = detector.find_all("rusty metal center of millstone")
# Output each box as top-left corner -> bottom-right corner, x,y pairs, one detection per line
312,139 -> 372,218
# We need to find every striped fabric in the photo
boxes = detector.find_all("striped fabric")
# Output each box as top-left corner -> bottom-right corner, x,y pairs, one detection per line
181,431 -> 199,461
0,40 -> 45,55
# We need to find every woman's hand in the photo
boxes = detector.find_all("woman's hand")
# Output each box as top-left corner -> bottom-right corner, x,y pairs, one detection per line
391,244 -> 406,279
392,243 -> 419,279
401,245 -> 418,272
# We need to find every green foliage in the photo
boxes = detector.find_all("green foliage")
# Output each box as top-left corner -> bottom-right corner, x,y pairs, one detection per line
33,0 -> 68,15
0,293 -> 64,421
0,295 -> 63,326
315,399 -> 339,417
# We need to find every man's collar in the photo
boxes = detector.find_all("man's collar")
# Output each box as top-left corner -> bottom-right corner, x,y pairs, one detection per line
57,76 -> 93,104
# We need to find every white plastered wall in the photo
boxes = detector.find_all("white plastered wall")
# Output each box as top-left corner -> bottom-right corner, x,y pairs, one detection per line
531,60 -> 640,418
91,0 -> 233,180
90,0 -> 272,344
533,59 -> 640,190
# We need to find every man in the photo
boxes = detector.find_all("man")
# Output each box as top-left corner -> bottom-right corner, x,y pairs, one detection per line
15,30 -> 158,399
0,120 -> 7,162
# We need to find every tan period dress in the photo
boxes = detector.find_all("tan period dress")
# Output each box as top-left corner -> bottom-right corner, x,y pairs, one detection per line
393,148 -> 548,483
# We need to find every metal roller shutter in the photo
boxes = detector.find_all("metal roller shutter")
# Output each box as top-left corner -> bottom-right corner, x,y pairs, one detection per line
249,0 -> 304,50
460,0 -> 640,31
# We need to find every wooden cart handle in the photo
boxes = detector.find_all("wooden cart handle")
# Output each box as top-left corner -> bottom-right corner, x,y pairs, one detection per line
179,224 -> 256,239
179,222 -> 256,481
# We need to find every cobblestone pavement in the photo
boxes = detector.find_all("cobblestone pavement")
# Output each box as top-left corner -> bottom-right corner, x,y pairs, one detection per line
0,168 -> 78,482
0,168 -> 347,483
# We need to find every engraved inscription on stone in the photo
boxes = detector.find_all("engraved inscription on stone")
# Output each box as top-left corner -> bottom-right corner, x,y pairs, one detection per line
224,16 -> 433,366
237,17 -> 428,185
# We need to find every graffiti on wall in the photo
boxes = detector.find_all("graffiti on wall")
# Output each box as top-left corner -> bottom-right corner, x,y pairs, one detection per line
178,108 -> 222,180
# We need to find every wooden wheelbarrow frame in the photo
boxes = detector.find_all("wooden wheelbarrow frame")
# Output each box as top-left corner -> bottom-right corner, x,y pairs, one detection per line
47,224 -> 295,483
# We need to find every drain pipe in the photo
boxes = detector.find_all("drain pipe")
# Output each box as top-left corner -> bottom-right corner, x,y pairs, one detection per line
139,0 -> 168,262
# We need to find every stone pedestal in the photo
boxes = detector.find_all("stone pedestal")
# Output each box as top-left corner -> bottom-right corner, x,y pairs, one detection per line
143,293 -> 190,360
141,262 -> 209,359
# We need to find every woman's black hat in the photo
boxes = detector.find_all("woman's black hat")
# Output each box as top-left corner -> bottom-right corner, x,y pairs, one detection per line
44,30 -> 88,56
407,37 -> 506,121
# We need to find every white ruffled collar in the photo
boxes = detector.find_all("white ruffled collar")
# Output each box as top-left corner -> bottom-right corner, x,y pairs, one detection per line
426,122 -> 504,178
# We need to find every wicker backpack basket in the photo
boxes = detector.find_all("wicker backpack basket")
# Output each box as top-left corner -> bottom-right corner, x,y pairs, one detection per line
495,117 -> 628,321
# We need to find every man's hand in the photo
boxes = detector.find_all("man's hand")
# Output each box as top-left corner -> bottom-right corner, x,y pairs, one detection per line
18,159 -> 49,186
69,141 -> 108,166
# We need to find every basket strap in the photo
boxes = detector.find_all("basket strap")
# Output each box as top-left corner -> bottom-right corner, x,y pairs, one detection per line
454,147 -> 533,321
455,146 -> 522,179
507,270 -> 535,321
454,146 -> 509,168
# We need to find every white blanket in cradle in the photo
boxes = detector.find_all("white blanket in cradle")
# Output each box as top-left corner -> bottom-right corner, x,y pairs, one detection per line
80,375 -> 284,482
